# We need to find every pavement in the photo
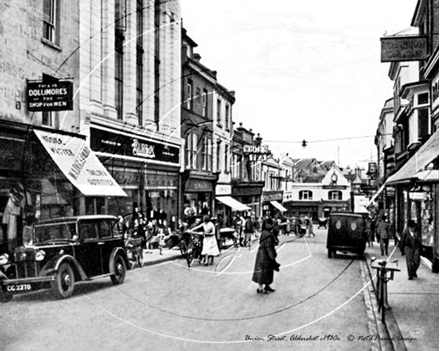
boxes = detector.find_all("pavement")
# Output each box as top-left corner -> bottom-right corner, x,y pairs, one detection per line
363,240 -> 439,351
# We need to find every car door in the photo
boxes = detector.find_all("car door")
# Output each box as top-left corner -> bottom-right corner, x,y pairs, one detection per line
97,219 -> 119,274
76,219 -> 103,277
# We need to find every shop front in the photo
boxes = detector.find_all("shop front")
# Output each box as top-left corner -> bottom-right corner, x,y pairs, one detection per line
262,191 -> 286,218
182,171 -> 217,225
0,123 -> 126,254
231,181 -> 264,220
90,126 -> 180,228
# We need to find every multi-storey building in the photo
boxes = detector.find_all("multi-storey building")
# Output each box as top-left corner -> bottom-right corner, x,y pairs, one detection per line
375,0 -> 439,272
85,0 -> 182,227
181,29 -> 236,223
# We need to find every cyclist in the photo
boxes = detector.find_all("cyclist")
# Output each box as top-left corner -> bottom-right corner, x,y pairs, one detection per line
190,215 -> 219,265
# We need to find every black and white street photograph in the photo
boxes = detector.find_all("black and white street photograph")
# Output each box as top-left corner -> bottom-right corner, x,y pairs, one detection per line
0,0 -> 438,350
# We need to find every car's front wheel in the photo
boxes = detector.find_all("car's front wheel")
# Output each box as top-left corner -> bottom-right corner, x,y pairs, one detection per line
51,263 -> 75,299
110,255 -> 126,285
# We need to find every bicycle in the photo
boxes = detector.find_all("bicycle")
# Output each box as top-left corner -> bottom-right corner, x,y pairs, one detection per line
370,257 -> 400,322
179,231 -> 204,267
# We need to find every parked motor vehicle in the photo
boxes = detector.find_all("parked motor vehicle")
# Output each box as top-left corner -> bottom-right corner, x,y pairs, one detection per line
326,213 -> 366,258
0,215 -> 128,302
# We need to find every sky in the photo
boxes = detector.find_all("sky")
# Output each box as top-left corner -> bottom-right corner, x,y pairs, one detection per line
180,0 -> 418,169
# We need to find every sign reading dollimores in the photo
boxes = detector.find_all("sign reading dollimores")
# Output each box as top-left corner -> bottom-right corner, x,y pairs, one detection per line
27,80 -> 73,111
34,130 -> 127,197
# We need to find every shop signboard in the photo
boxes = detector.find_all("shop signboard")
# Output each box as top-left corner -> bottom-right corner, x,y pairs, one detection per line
27,80 -> 73,111
380,36 -> 428,62
262,191 -> 283,202
185,179 -> 213,192
90,128 -> 179,164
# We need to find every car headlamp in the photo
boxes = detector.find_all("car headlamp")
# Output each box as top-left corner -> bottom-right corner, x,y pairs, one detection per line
35,250 -> 46,262
0,253 -> 9,265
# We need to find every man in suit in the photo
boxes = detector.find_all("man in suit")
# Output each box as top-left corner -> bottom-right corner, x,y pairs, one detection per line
400,220 -> 422,280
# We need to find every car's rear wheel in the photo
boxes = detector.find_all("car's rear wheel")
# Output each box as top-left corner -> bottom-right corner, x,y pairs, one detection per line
51,263 -> 75,299
0,287 -> 13,303
111,255 -> 126,285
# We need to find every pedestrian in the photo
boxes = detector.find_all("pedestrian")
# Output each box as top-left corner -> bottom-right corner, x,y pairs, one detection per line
243,214 -> 255,247
252,218 -> 279,294
157,227 -> 166,255
365,216 -> 374,247
400,220 -> 422,280
305,217 -> 315,237
376,215 -> 391,255
191,215 -> 219,265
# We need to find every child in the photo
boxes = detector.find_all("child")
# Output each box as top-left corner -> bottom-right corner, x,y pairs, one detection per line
157,227 -> 166,255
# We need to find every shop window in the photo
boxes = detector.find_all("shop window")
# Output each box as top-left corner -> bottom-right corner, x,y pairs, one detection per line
42,0 -> 59,44
299,190 -> 313,200
328,191 -> 342,200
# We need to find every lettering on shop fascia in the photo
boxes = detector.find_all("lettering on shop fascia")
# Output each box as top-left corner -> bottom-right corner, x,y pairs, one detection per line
132,139 -> 155,158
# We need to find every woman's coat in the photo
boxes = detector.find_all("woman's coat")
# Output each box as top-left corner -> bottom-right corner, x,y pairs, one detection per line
252,229 -> 277,285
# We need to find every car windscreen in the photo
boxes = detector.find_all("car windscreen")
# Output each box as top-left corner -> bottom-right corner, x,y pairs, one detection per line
34,222 -> 77,245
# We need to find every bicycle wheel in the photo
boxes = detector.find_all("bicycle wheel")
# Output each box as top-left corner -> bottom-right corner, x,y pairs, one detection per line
186,243 -> 194,267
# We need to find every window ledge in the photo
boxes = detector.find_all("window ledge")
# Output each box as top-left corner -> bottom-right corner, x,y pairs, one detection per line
41,38 -> 62,51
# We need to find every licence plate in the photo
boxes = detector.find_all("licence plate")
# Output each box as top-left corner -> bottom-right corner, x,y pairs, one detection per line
5,283 -> 33,293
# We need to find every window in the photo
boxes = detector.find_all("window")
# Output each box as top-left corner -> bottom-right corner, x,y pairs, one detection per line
225,104 -> 230,130
224,144 -> 229,172
216,141 -> 221,171
185,133 -> 191,168
191,133 -> 198,168
136,0 -> 144,124
43,0 -> 58,43
115,21 -> 124,120
217,99 -> 221,125
98,221 -> 112,239
328,191 -> 342,200
186,80 -> 193,110
299,190 -> 313,200
202,137 -> 212,171
202,89 -> 207,117
42,111 -> 54,127
417,93 -> 429,105
154,0 -> 160,126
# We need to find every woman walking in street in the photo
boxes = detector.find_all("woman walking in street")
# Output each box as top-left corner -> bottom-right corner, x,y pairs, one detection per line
191,215 -> 220,265
252,218 -> 278,294
400,220 -> 422,280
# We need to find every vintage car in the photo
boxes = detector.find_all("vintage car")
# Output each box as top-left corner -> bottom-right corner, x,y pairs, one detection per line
326,212 -> 366,258
0,215 -> 128,302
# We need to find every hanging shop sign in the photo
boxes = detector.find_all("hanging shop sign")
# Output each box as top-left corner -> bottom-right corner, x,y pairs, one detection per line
27,80 -> 73,111
380,36 -> 428,62
90,128 -> 179,164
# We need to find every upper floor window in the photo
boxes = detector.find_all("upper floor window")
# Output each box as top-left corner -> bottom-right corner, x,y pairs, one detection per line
43,0 -> 59,44
328,190 -> 342,200
202,137 -> 212,171
186,80 -> 193,110
185,132 -> 198,169
299,190 -> 313,200
225,104 -> 230,130
216,141 -> 221,171
217,99 -> 221,125
202,90 -> 207,117
417,93 -> 429,105
224,144 -> 229,172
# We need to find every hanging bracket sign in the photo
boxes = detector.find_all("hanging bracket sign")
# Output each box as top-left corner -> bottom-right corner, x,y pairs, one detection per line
380,35 -> 428,62
27,79 -> 74,111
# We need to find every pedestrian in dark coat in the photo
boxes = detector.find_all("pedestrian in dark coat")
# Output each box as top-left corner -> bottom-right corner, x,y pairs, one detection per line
252,218 -> 278,294
377,215 -> 391,255
400,220 -> 422,280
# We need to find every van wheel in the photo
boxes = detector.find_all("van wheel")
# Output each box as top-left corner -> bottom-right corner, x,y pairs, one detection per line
328,249 -> 333,258
52,263 -> 75,299
111,255 -> 126,285
0,288 -> 13,303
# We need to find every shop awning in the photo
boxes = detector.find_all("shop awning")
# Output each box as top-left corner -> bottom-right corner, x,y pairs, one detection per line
270,201 -> 287,212
415,169 -> 439,182
34,130 -> 127,197
387,130 -> 439,185
216,196 -> 250,211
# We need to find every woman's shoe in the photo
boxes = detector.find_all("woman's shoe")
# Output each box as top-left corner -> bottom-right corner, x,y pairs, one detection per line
264,286 -> 276,293
257,289 -> 267,294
